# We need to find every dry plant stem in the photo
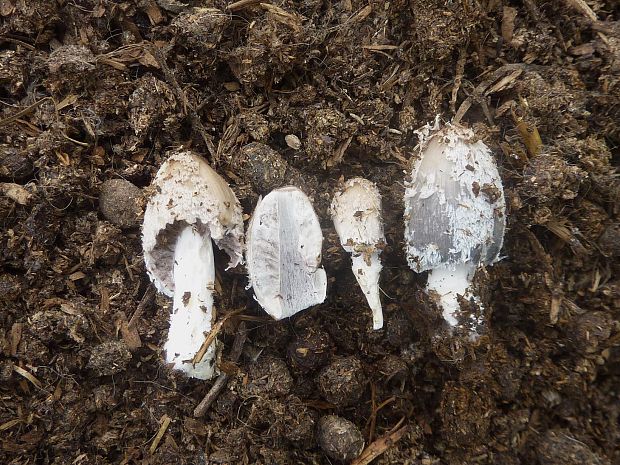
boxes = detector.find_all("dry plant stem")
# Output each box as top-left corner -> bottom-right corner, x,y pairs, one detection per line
149,414 -> 171,454
129,285 -> 156,328
0,97 -> 53,128
226,0 -> 261,11
368,382 -> 377,443
351,423 -> 408,465
194,322 -> 247,418
149,46 -> 218,163
192,307 -> 245,364
453,63 -> 545,124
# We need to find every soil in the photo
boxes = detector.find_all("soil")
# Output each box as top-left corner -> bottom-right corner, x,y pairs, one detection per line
1,1 -> 619,464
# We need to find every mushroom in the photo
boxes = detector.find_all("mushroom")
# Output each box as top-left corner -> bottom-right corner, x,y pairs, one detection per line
246,186 -> 327,320
142,150 -> 244,379
330,178 -> 385,329
404,120 -> 506,334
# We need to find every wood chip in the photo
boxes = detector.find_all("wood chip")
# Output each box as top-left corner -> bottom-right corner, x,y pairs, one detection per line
68,271 -> 87,281
515,117 -> 542,157
352,5 -> 372,23
144,2 -> 164,24
0,183 -> 32,205
149,414 -> 171,454
502,7 -> 517,44
115,311 -> 142,351
260,3 -> 303,31
564,0 -> 597,21
10,322 -> 22,357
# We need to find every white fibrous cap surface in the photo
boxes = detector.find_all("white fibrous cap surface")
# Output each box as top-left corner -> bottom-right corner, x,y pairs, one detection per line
142,150 -> 244,296
330,178 -> 384,252
404,122 -> 506,273
330,178 -> 385,329
246,186 -> 327,320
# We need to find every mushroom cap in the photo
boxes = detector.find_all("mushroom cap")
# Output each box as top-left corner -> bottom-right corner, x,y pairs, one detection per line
404,122 -> 506,273
142,150 -> 244,296
246,186 -> 327,320
330,177 -> 384,253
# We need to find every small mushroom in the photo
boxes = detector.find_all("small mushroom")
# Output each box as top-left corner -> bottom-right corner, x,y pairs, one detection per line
246,186 -> 327,320
330,178 -> 385,329
142,150 -> 244,379
404,120 -> 506,335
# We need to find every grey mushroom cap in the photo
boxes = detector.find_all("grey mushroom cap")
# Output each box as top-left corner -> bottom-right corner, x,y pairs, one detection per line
142,150 -> 244,297
404,122 -> 506,273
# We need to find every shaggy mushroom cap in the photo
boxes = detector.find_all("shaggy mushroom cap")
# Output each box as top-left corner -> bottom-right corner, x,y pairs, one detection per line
330,177 -> 384,252
404,122 -> 505,273
142,150 -> 244,296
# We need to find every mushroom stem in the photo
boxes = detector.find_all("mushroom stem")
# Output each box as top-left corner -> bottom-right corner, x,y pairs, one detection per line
426,263 -> 475,328
351,253 -> 383,330
165,225 -> 217,380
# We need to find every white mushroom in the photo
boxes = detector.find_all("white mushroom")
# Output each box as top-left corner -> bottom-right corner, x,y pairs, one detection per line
330,178 -> 385,330
404,120 -> 506,334
142,150 -> 244,379
246,186 -> 327,320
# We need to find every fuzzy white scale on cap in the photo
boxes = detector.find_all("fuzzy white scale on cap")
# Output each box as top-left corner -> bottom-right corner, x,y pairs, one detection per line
330,178 -> 385,330
404,119 -> 506,334
246,186 -> 327,320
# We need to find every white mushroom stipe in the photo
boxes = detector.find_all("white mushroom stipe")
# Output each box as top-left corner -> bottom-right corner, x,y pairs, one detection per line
425,263 -> 475,327
330,178 -> 385,329
246,186 -> 327,320
404,119 -> 505,335
142,150 -> 244,379
351,253 -> 383,329
166,226 -> 218,379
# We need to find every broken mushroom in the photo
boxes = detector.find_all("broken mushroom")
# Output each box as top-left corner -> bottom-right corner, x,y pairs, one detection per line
404,120 -> 506,334
330,177 -> 385,329
142,150 -> 244,379
246,186 -> 327,320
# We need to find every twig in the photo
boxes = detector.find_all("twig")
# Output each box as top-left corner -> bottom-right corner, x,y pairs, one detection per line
450,48 -> 466,114
129,285 -> 157,327
192,307 -> 244,364
0,36 -> 36,50
454,64 -> 532,124
194,322 -> 247,417
368,382 -> 377,443
351,422 -> 408,465
227,0 -> 262,11
0,97 -> 52,128
149,45 -> 218,163
149,414 -> 171,454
